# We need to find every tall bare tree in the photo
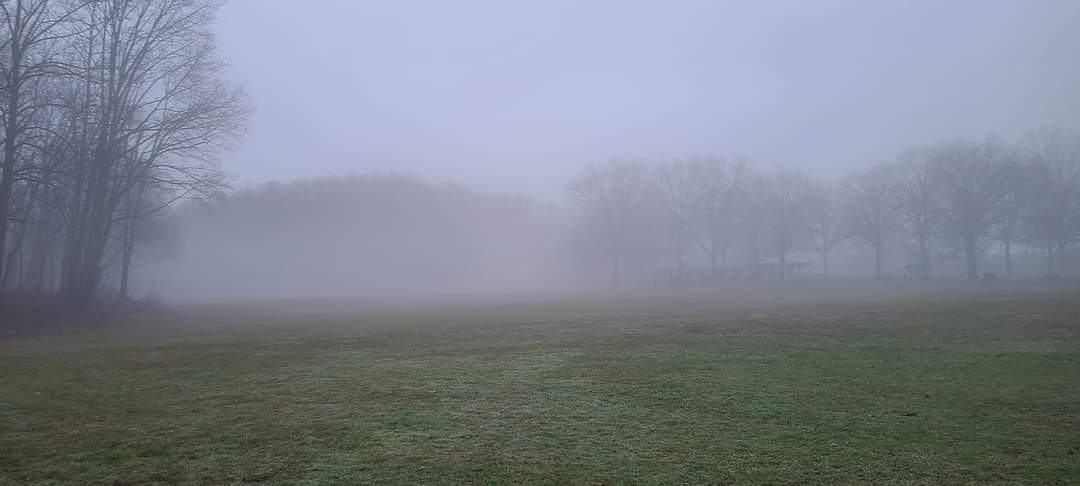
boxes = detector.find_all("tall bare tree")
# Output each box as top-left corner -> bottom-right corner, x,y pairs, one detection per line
691,155 -> 743,271
762,167 -> 815,279
994,153 -> 1027,278
932,137 -> 1008,280
0,0 -> 82,286
1020,127 -> 1080,276
59,0 -> 245,307
733,167 -> 770,274
568,160 -> 651,287
892,148 -> 942,279
846,164 -> 897,279
655,159 -> 699,278
808,181 -> 847,277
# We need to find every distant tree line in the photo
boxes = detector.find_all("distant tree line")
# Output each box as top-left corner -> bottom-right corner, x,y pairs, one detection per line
137,174 -> 578,303
570,129 -> 1080,285
0,0 -> 247,309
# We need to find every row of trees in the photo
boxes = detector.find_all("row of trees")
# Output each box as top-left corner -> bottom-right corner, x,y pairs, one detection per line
0,0 -> 247,308
570,128 -> 1080,285
139,175 -> 578,303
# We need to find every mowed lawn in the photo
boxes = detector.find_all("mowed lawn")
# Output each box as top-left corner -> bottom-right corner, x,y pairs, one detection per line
1,285 -> 1079,485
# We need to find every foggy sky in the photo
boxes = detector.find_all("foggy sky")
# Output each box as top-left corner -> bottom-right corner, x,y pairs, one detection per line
216,0 -> 1080,201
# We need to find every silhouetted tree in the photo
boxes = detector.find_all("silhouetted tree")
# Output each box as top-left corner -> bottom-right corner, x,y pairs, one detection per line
1020,127 -> 1080,276
932,137 -> 1008,280
846,165 -> 897,279
762,167 -> 815,279
808,181 -> 847,277
994,153 -> 1027,279
569,160 -> 652,287
656,159 -> 699,278
0,0 -> 82,286
892,148 -> 942,278
58,0 -> 246,307
691,156 -> 744,271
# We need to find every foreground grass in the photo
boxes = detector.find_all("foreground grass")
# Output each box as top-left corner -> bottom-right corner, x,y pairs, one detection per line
1,285 -> 1079,484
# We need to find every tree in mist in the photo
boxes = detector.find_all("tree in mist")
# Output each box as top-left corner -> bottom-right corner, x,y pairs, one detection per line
569,160 -> 652,287
732,168 -> 771,272
932,137 -> 1008,280
56,0 -> 245,307
0,0 -> 81,284
655,159 -> 699,278
762,167 -> 815,279
0,0 -> 246,310
808,181 -> 847,277
993,154 -> 1028,279
159,174 -> 576,301
891,148 -> 942,278
1019,127 -> 1080,276
114,177 -> 174,300
845,165 -> 897,279
691,156 -> 744,271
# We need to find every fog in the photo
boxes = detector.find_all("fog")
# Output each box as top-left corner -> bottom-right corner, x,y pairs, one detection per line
218,0 -> 1080,199
123,0 -> 1080,303
4,4 -> 1080,481
2,0 -> 1079,305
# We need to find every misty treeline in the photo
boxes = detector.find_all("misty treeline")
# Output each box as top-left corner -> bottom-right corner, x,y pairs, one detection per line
0,0 -> 246,309
144,127 -> 1080,303
570,129 -> 1080,286
134,175 -> 580,303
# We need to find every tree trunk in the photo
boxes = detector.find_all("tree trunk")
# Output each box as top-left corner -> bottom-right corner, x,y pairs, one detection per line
964,234 -> 978,280
779,249 -> 787,280
1046,240 -> 1056,277
2,184 -> 38,290
822,250 -> 829,278
1058,238 -> 1068,276
921,235 -> 932,279
1003,236 -> 1012,279
119,217 -> 136,300
874,242 -> 883,279
66,172 -> 110,308
0,24 -> 21,291
0,173 -> 14,289
25,219 -> 50,293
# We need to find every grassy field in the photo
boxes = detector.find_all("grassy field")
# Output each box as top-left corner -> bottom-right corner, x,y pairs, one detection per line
1,283 -> 1079,485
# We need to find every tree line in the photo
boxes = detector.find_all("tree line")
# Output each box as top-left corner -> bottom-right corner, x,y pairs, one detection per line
0,0 -> 247,309
569,129 -> 1080,286
130,174 -> 580,303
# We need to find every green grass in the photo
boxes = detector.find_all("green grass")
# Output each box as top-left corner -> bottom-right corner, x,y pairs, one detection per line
2,284 -> 1079,485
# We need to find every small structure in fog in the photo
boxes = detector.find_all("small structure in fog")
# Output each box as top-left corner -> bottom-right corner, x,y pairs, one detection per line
904,264 -> 928,280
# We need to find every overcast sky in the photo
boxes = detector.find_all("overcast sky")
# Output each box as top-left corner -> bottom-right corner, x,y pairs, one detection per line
214,0 -> 1080,201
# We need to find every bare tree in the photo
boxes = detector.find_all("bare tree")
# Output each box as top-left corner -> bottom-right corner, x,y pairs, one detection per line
568,160 -> 652,287
690,155 -> 743,272
932,137 -> 1008,280
808,180 -> 847,277
58,0 -> 246,308
655,159 -> 699,278
1020,127 -> 1080,276
732,167 -> 770,273
846,164 -> 897,279
994,153 -> 1027,278
892,148 -> 942,279
0,0 -> 82,287
762,167 -> 815,279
